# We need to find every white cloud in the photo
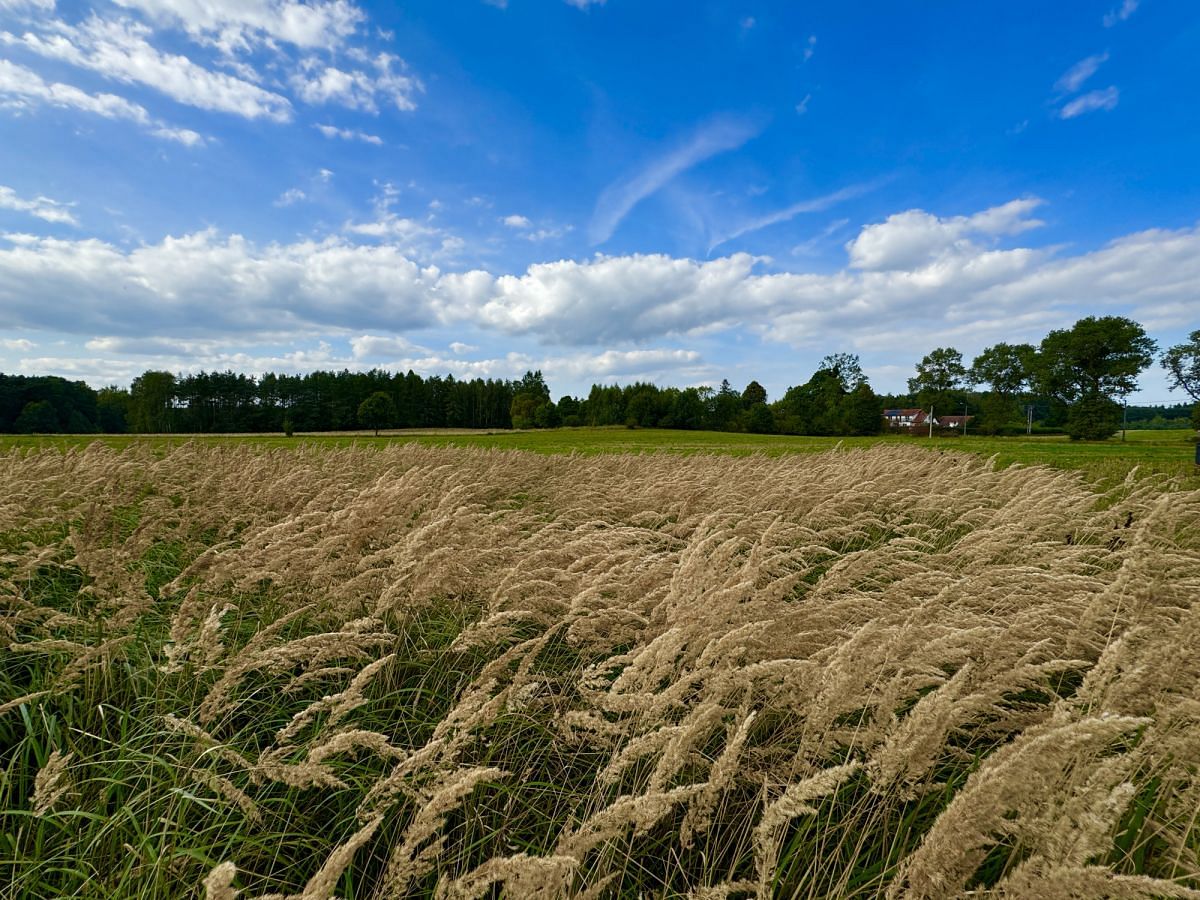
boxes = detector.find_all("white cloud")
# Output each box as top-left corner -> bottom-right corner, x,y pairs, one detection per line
1103,0 -> 1138,27
846,198 -> 1044,271
503,214 -> 532,228
1060,86 -> 1120,119
803,34 -> 816,62
589,115 -> 763,244
564,0 -> 606,8
525,225 -> 572,242
486,253 -> 763,343
110,0 -> 365,54
795,93 -> 810,115
152,124 -> 203,145
3,201 -> 1198,368
0,185 -> 77,225
1,337 -> 35,351
2,16 -> 293,121
315,122 -> 383,144
0,0 -> 55,10
349,333 -> 427,359
740,16 -> 755,31
290,52 -> 420,112
449,341 -> 477,354
274,187 -> 306,207
0,58 -> 201,144
1055,52 -> 1109,93
0,229 -> 459,337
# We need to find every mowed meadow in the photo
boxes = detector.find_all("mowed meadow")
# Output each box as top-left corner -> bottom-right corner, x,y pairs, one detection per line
3,440 -> 1200,898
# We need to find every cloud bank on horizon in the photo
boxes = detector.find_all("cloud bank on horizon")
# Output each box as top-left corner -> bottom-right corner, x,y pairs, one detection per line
0,0 -> 1196,401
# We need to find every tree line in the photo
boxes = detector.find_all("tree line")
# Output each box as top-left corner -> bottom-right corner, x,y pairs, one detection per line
1,316 -> 1197,440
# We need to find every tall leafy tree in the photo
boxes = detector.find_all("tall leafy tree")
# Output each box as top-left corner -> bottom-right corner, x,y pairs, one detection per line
1161,329 -> 1200,428
129,371 -> 177,433
1034,316 -> 1157,440
819,353 -> 866,392
741,380 -> 767,408
908,347 -> 967,416
969,343 -> 1035,434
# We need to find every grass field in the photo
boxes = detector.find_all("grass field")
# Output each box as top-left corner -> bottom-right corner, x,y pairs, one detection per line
3,440 -> 1199,897
2,426 -> 1197,488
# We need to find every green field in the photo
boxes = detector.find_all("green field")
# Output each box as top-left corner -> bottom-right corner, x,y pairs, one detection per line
2,426 -> 1197,488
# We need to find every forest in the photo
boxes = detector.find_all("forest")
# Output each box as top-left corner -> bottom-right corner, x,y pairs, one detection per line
2,317 -> 1198,440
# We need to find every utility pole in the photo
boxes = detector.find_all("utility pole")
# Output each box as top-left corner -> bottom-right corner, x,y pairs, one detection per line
962,400 -> 968,437
929,405 -> 934,439
1026,404 -> 1033,436
1122,396 -> 1127,442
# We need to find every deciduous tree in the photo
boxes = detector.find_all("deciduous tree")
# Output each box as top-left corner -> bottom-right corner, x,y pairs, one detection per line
357,391 -> 396,435
1162,329 -> 1200,428
1033,316 -> 1157,440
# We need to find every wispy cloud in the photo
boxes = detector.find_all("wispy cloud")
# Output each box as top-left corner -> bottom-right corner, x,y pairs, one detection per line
795,93 -> 811,115
315,123 -> 383,145
791,218 -> 850,256
0,184 -> 77,225
1103,0 -> 1138,27
0,58 -> 202,144
274,187 -> 306,207
1,16 -> 293,121
803,34 -> 816,62
710,179 -> 885,251
1060,86 -> 1120,119
1055,52 -> 1109,93
589,115 -> 763,245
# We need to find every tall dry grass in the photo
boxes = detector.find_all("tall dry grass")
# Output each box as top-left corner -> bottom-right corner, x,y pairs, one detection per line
2,442 -> 1199,898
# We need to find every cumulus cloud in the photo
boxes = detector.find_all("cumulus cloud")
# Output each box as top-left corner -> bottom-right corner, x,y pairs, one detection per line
315,122 -> 383,144
0,185 -> 77,225
2,16 -> 293,121
503,214 -> 532,229
845,198 -> 1044,271
1055,52 -> 1109,93
589,115 -> 763,244
1,337 -> 35,350
1060,86 -> 1120,119
487,253 -> 762,343
0,229 -> 457,337
2,200 -> 1198,364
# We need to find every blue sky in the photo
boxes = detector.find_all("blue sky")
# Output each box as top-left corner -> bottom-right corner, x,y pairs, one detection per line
0,0 -> 1197,401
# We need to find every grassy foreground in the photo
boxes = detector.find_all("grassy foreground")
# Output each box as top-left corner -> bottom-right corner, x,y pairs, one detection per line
2,441 -> 1199,898
2,426 -> 1197,488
